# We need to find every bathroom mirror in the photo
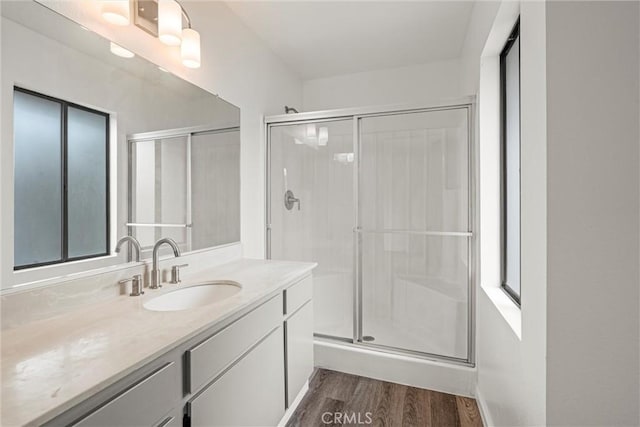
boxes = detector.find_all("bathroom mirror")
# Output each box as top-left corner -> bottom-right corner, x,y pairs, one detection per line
1,1 -> 240,287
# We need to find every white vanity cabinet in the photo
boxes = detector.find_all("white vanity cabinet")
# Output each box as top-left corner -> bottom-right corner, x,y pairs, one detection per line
72,362 -> 180,427
186,294 -> 286,427
186,295 -> 283,393
283,276 -> 314,407
186,274 -> 315,424
46,274 -> 315,427
188,327 -> 285,427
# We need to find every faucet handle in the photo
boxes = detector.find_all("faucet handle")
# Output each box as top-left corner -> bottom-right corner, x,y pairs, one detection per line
170,264 -> 189,284
119,274 -> 144,297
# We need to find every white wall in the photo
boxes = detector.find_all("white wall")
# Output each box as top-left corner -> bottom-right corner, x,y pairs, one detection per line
301,1 -> 500,112
459,1 -> 501,96
476,2 -> 547,426
477,2 -> 640,426
545,2 -> 639,425
302,59 -> 462,111
31,0 -> 302,261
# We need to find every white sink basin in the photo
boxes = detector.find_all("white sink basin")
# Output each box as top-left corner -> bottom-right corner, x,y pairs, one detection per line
143,281 -> 242,312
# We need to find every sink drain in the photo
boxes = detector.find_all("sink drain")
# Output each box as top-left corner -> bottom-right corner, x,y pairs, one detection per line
362,335 -> 375,342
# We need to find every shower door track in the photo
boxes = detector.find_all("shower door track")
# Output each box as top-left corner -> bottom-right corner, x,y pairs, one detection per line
265,97 -> 477,367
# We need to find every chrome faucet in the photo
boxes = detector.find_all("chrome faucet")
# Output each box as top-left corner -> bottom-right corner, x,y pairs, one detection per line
151,238 -> 181,289
115,236 -> 142,262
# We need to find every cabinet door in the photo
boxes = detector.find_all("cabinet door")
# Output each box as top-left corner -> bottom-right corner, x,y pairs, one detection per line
284,275 -> 312,315
188,327 -> 285,427
286,300 -> 314,407
187,295 -> 282,393
73,363 -> 178,427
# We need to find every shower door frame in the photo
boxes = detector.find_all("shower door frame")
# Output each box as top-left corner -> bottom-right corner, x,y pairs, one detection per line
265,96 -> 477,366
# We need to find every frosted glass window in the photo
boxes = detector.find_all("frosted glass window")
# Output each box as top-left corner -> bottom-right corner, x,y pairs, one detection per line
14,90 -> 63,267
500,21 -> 521,303
13,88 -> 110,269
67,107 -> 108,258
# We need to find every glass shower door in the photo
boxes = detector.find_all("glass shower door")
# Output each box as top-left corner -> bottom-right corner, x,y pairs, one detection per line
268,120 -> 354,339
358,108 -> 471,360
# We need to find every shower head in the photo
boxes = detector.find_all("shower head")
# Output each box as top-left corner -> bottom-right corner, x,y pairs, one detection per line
284,105 -> 299,114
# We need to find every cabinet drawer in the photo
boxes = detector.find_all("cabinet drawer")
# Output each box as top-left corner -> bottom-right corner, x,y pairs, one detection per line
284,275 -> 312,315
285,300 -> 314,407
187,294 -> 282,393
188,327 -> 285,427
74,362 -> 177,427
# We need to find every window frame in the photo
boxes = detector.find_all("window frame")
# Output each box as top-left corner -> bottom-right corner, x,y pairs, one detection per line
499,19 -> 521,306
13,86 -> 111,270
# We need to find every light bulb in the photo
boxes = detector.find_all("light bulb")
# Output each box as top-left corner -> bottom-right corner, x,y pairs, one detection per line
318,127 -> 328,146
110,42 -> 134,58
181,28 -> 201,68
102,0 -> 130,26
158,0 -> 182,46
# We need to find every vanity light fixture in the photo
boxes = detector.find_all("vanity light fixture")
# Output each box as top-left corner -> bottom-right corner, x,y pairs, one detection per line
101,0 -> 131,26
158,0 -> 182,46
110,41 -> 135,58
181,27 -> 201,68
104,0 -> 201,69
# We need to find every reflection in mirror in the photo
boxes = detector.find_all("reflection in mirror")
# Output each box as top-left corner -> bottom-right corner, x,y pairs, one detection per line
129,126 -> 241,257
1,1 -> 240,288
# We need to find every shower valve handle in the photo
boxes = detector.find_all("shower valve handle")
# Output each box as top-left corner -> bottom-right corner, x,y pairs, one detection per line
284,190 -> 300,211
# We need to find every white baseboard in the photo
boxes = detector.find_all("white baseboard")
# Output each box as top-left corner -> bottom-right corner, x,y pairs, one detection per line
314,339 -> 476,398
474,385 -> 493,427
278,381 -> 309,427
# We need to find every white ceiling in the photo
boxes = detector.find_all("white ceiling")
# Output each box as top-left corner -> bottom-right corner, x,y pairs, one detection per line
226,1 -> 475,80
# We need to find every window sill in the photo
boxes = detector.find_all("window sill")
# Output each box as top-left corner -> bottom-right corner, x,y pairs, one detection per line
11,254 -> 124,291
480,284 -> 522,340
14,253 -> 117,273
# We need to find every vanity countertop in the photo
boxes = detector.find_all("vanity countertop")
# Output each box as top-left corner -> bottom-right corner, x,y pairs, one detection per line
0,258 -> 316,427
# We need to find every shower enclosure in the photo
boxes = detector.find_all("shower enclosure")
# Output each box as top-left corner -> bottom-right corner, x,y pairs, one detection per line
266,99 -> 475,364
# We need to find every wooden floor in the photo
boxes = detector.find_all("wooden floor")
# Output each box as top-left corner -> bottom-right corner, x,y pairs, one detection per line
287,369 -> 483,427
